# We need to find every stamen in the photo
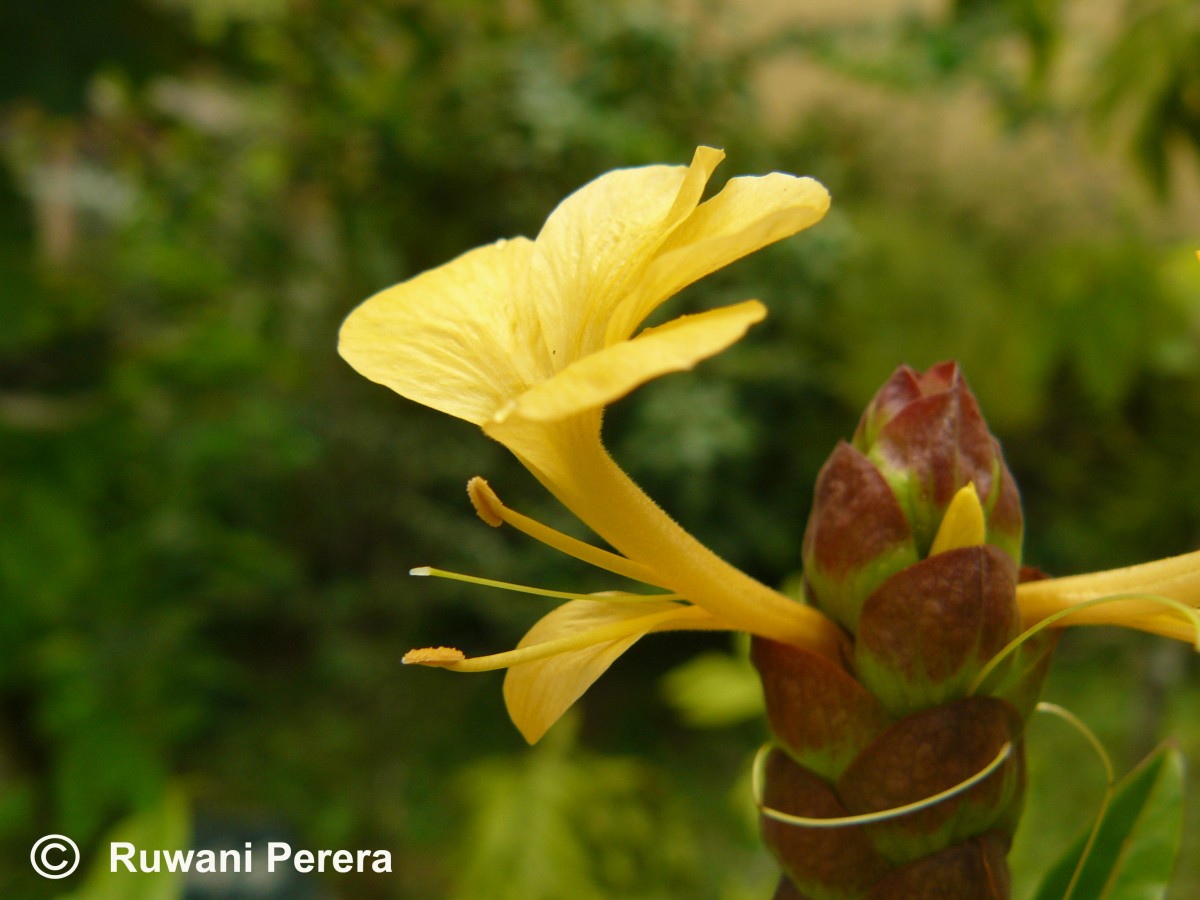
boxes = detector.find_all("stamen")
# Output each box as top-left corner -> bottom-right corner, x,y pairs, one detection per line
929,482 -> 986,556
410,566 -> 682,603
751,739 -> 1013,828
402,603 -> 718,673
467,477 -> 669,587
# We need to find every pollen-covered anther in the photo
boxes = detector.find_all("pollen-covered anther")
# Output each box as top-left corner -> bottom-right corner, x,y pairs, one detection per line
403,646 -> 467,667
467,476 -> 504,527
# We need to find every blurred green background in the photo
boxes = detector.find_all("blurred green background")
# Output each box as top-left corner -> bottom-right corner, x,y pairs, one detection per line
2,0 -> 1199,897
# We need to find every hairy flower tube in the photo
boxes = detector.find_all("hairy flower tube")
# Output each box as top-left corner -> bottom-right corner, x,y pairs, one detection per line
339,149 -> 1200,774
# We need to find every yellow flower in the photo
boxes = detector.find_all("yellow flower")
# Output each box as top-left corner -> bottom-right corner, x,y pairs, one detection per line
340,148 -> 1200,745
339,147 -> 844,742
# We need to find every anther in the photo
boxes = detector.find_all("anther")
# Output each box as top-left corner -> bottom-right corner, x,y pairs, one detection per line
468,476 -> 504,527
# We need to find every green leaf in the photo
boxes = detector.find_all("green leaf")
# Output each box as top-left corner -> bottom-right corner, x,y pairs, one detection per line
1031,742 -> 1184,900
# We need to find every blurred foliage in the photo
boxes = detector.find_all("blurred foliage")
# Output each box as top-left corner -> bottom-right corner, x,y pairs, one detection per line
660,636 -> 764,730
0,0 -> 1198,898
62,788 -> 189,900
1093,0 -> 1200,197
450,714 -> 708,900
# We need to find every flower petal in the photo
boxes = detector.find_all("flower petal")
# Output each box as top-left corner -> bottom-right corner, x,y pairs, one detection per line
608,171 -> 830,342
929,484 -> 986,556
493,300 -> 766,426
529,148 -> 724,356
338,237 -> 543,425
503,599 -> 730,743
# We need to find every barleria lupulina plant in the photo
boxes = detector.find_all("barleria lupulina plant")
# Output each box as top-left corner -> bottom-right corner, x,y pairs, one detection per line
339,148 -> 1200,897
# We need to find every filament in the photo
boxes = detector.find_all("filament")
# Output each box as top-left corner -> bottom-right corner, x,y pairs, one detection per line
410,566 -> 681,604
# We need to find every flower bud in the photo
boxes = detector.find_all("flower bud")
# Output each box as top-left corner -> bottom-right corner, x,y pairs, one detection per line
802,362 -> 1022,632
852,361 -> 1023,565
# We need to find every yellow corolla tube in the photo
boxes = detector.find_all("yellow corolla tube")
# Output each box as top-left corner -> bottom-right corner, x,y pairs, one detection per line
1016,549 -> 1200,643
339,147 -> 844,741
